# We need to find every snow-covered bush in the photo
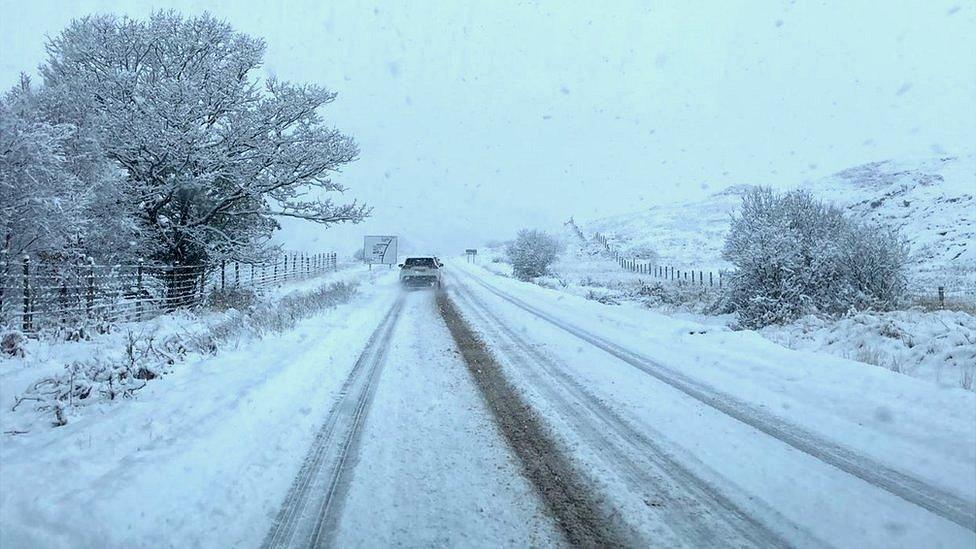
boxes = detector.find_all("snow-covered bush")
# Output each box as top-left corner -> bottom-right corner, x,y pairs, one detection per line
205,287 -> 259,313
12,281 -> 358,427
12,331 -> 183,426
723,187 -> 909,328
507,229 -> 564,280
626,243 -> 659,262
247,281 -> 357,336
1,330 -> 26,358
838,223 -> 910,311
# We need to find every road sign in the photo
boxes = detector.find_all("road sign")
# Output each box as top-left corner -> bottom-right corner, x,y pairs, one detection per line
465,248 -> 478,263
363,235 -> 398,265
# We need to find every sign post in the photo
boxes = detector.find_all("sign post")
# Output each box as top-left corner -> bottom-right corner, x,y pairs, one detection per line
363,236 -> 398,269
465,249 -> 478,263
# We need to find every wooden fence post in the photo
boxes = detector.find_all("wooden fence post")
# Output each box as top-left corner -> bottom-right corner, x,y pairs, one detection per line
86,259 -> 95,320
58,274 -> 68,325
220,260 -> 226,291
136,260 -> 144,321
234,262 -> 240,287
22,256 -> 30,332
699,270 -> 704,286
0,258 -> 6,323
709,271 -> 713,287
938,286 -> 945,309
199,269 -> 206,304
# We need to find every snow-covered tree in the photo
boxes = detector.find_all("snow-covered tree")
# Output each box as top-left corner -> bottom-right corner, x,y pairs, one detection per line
1,76 -> 136,264
722,187 -> 908,327
507,229 -> 563,280
38,12 -> 367,268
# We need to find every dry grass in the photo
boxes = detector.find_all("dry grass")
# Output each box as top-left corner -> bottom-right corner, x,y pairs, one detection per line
911,296 -> 976,315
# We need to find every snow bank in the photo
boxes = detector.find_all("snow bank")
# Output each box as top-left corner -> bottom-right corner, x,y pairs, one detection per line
0,267 -> 400,548
479,231 -> 974,392
762,309 -> 976,391
0,265 -> 369,433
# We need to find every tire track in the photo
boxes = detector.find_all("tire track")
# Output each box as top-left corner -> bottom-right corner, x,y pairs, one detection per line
450,280 -> 805,548
437,291 -> 642,547
262,295 -> 404,549
457,269 -> 976,532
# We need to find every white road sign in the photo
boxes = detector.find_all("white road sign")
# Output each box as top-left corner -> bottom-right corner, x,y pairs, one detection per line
363,235 -> 398,265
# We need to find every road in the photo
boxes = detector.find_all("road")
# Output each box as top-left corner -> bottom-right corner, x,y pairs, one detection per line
262,263 -> 976,548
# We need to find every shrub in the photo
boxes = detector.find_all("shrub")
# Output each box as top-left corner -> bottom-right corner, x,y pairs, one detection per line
507,229 -> 563,280
13,281 -> 358,427
205,287 -> 259,312
625,243 -> 659,263
2,330 -> 27,358
723,187 -> 908,328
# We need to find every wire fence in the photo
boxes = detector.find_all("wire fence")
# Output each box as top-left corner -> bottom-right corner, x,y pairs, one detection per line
0,252 -> 339,334
592,231 -> 728,292
593,231 -> 975,311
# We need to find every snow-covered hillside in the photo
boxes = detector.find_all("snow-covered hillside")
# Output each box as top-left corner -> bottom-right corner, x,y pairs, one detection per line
584,186 -> 746,271
584,155 -> 976,292
820,156 -> 974,288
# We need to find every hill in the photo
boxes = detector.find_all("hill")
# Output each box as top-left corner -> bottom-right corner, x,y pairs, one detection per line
583,155 -> 975,292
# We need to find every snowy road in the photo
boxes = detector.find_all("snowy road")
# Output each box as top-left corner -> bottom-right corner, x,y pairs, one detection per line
262,289 -> 561,548
439,263 -> 976,547
258,263 -> 974,548
3,264 -> 974,548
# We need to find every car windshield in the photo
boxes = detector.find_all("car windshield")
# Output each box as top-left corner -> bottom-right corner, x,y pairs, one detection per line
2,4 -> 972,549
404,257 -> 436,268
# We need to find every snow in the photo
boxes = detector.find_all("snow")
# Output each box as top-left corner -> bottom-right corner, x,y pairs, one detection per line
0,269 -> 400,547
0,264 -> 366,434
761,309 -> 976,390
334,291 -> 560,547
583,155 -> 976,296
452,261 -> 976,493
490,216 -> 975,392
448,261 -> 976,547
1,271 -> 562,547
2,255 -> 974,547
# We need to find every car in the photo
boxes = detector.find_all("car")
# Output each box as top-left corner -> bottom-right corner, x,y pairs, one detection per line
398,256 -> 443,288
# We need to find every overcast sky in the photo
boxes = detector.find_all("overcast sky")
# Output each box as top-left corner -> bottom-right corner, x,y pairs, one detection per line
2,1 -> 973,255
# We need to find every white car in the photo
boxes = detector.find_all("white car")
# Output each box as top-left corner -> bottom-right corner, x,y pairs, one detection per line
398,256 -> 443,288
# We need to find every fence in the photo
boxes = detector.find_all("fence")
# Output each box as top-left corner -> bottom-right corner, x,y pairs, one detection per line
592,230 -> 973,310
615,256 -> 727,290
0,252 -> 338,334
591,230 -> 726,290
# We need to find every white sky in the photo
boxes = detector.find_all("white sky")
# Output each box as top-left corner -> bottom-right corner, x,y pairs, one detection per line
1,0 -> 974,254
